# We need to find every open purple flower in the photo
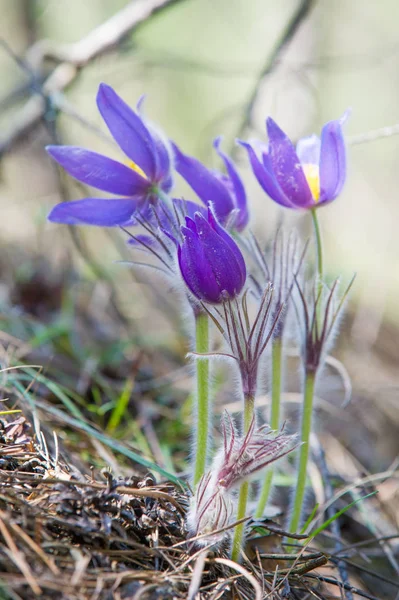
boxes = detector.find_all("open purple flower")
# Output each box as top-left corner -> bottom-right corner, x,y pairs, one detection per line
240,112 -> 349,210
172,138 -> 249,231
47,84 -> 173,227
178,206 -> 246,304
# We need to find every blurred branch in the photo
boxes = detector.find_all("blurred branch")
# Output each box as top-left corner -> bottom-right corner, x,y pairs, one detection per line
25,0 -> 181,68
0,0 -> 184,155
233,0 -> 316,148
348,123 -> 399,145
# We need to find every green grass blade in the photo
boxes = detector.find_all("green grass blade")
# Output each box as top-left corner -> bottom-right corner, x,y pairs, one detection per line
8,368 -> 186,487
301,503 -> 319,534
107,377 -> 134,433
308,491 -> 377,539
19,368 -> 85,420
12,374 -> 185,487
37,400 -> 185,486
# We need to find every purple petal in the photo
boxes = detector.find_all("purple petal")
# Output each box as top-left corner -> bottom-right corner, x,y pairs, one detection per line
160,172 -> 173,193
152,129 -> 173,188
239,141 -> 294,208
96,83 -> 156,179
47,198 -> 138,226
319,116 -> 347,202
135,97 -> 173,187
47,146 -> 149,196
296,134 -> 321,165
214,137 -> 249,230
172,142 -> 234,223
178,227 -> 221,303
207,206 -> 246,284
184,215 -> 198,233
266,118 -> 313,208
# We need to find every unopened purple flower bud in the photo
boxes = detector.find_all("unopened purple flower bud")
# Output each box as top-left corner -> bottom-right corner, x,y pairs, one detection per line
178,206 -> 246,304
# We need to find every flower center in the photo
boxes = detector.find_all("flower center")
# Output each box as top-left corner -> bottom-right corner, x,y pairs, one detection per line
127,160 -> 147,180
302,163 -> 320,202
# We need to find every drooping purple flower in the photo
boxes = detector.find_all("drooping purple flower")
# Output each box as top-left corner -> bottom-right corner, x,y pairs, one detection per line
178,206 -> 246,304
172,138 -> 249,231
240,112 -> 349,210
47,84 -> 173,227
187,412 -> 297,546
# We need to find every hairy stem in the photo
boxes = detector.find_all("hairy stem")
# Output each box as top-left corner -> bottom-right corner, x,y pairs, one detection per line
156,188 -> 173,207
193,312 -> 210,486
289,370 -> 315,533
311,208 -> 323,286
231,394 -> 255,562
255,337 -> 283,517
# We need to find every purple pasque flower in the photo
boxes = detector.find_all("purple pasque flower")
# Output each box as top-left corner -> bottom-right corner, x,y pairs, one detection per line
178,205 -> 246,304
240,111 -> 349,210
172,138 -> 249,231
47,83 -> 173,227
187,412 -> 297,546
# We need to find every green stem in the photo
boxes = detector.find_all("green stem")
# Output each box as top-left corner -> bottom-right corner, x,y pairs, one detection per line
156,188 -> 172,206
193,312 -> 210,486
310,208 -> 323,285
255,337 -> 283,517
289,370 -> 315,534
156,189 -> 177,218
231,394 -> 254,562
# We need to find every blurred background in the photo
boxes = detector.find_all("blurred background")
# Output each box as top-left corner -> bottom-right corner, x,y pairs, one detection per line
2,0 -> 399,316
0,0 -> 398,473
0,5 -> 398,595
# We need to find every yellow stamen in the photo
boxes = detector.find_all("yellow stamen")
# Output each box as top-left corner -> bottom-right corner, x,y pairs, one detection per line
302,163 -> 320,202
127,160 -> 147,180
